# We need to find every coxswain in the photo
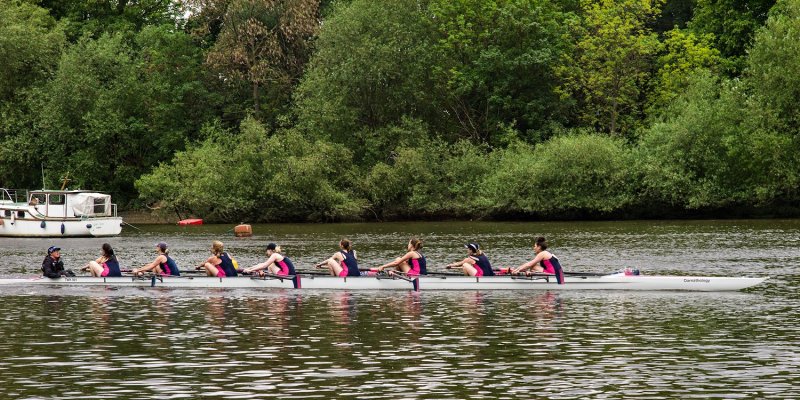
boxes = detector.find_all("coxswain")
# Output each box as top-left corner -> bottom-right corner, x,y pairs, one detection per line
198,240 -> 238,277
511,236 -> 564,283
316,239 -> 360,277
42,246 -> 74,278
83,243 -> 122,277
446,242 -> 494,277
132,242 -> 181,276
243,243 -> 296,276
374,238 -> 427,276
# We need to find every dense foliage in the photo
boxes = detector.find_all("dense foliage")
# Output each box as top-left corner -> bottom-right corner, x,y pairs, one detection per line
1,0 -> 798,221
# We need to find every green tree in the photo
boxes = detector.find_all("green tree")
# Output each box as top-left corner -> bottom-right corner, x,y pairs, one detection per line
38,0 -> 182,40
0,27 -> 214,200
689,0 -> 776,74
638,71 -> 798,209
428,0 -> 577,143
206,0 -> 319,120
558,0 -> 662,135
294,0 -> 436,151
650,28 -> 720,113
0,1 -> 65,102
746,0 -> 800,130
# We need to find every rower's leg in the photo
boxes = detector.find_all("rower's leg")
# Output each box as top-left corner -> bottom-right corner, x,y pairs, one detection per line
267,264 -> 280,275
327,259 -> 343,277
462,263 -> 479,277
203,262 -> 219,277
397,261 -> 411,274
87,261 -> 103,277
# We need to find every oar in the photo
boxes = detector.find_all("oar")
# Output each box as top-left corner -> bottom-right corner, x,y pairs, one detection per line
296,270 -> 331,276
427,270 -> 465,277
494,268 -> 606,277
374,271 -> 419,291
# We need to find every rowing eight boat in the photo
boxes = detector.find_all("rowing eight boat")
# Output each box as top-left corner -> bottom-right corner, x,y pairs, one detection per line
0,273 -> 767,291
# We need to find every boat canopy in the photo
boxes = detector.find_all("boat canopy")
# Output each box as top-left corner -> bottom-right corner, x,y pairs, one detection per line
71,193 -> 111,216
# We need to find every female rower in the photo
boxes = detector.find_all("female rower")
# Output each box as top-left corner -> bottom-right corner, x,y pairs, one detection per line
374,238 -> 427,276
511,237 -> 563,277
132,242 -> 181,276
243,243 -> 296,276
317,239 -> 360,277
198,240 -> 238,278
83,243 -> 122,277
446,243 -> 494,277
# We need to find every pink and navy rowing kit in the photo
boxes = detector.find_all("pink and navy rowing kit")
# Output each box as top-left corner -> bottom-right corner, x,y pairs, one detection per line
339,250 -> 360,277
101,257 -> 122,277
407,252 -> 427,276
217,252 -> 238,277
470,254 -> 494,277
541,255 -> 564,284
159,256 -> 181,276
275,256 -> 296,276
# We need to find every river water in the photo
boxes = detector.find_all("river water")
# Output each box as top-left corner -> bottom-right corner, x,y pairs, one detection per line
0,220 -> 798,399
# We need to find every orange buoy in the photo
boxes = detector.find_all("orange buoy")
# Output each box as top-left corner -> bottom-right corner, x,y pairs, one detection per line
234,224 -> 252,237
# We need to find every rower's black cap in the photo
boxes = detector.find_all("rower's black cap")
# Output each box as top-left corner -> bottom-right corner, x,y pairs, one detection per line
47,246 -> 61,254
465,243 -> 479,251
266,243 -> 277,251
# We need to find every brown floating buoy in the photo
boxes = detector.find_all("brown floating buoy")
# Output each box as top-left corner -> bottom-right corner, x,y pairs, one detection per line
234,224 -> 252,237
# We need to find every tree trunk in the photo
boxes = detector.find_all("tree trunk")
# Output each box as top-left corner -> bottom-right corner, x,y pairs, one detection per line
252,81 -> 260,114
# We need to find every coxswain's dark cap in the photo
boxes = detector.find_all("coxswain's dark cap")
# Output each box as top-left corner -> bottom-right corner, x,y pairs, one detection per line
47,246 -> 61,254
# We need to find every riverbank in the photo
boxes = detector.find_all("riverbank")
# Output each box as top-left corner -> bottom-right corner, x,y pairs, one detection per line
119,203 -> 800,225
118,210 -> 175,225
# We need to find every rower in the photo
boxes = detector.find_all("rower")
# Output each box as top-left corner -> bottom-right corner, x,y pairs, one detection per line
243,243 -> 296,276
511,236 -> 564,283
374,238 -> 427,276
132,242 -> 181,277
83,243 -> 122,277
198,241 -> 238,277
317,239 -> 359,277
446,242 -> 494,277
42,246 -> 74,278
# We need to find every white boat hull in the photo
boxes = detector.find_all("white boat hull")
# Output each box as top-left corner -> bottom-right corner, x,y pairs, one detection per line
0,216 -> 122,237
0,274 -> 767,291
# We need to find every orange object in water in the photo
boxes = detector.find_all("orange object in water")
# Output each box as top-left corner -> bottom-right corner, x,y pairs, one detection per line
234,224 -> 252,237
178,218 -> 203,226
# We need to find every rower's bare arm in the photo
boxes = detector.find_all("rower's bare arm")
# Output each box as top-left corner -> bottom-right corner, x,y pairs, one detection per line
378,252 -> 413,270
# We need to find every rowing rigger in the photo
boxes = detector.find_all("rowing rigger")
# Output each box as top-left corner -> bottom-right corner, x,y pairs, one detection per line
0,272 -> 768,291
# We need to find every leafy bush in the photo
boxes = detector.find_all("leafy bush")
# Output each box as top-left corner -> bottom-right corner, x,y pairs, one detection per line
484,132 -> 636,215
137,118 -> 365,222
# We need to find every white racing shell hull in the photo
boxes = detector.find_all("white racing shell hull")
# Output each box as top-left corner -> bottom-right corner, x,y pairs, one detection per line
0,274 -> 767,291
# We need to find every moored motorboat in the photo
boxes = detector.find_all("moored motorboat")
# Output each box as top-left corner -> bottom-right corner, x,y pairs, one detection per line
0,188 -> 122,237
0,273 -> 767,291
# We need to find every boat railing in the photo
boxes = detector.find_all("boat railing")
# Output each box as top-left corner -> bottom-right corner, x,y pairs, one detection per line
0,189 -> 27,204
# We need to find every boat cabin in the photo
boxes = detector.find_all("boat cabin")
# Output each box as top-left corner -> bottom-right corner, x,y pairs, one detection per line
1,188 -> 117,220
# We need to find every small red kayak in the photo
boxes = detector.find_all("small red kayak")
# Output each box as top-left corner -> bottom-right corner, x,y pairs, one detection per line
178,218 -> 203,226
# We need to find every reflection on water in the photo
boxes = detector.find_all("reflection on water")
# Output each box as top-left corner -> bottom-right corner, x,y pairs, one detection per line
0,220 -> 799,398
0,290 -> 797,399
